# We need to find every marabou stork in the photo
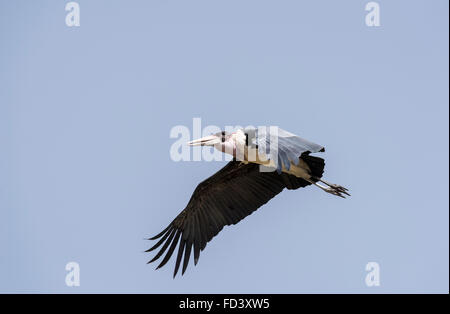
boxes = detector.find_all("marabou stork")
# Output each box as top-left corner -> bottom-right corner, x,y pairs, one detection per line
147,127 -> 349,277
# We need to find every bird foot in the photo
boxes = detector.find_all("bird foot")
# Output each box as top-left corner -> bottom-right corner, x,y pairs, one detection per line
324,187 -> 347,198
327,184 -> 351,197
311,177 -> 350,198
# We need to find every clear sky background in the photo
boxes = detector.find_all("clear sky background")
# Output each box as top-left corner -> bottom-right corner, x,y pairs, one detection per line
0,1 -> 448,293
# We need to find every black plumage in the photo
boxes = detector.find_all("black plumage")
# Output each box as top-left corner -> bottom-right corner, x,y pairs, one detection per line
147,155 -> 325,277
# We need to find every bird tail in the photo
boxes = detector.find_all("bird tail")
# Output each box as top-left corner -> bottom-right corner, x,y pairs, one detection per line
278,154 -> 325,190
302,154 -> 350,198
301,154 -> 325,180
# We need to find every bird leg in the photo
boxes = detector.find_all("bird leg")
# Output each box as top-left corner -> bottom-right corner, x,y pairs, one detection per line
306,178 -> 349,198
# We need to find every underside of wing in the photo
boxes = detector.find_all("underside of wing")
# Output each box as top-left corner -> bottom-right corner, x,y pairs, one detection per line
146,160 -> 312,277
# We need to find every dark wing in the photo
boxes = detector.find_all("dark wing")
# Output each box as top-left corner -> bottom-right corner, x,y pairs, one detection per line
244,127 -> 325,173
146,160 -> 312,277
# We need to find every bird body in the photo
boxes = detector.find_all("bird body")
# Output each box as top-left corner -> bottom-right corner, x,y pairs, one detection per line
147,127 -> 349,277
211,128 -> 313,180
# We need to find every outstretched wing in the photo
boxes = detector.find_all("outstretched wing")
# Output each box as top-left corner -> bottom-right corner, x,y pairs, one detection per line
146,160 -> 311,277
244,127 -> 325,173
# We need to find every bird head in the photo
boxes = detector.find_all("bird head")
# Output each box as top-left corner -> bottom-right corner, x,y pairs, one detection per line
187,131 -> 237,156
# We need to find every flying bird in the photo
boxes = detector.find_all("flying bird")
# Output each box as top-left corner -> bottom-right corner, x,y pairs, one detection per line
147,127 -> 349,277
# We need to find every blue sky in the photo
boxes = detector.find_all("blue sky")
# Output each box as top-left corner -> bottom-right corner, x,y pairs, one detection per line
0,0 -> 448,293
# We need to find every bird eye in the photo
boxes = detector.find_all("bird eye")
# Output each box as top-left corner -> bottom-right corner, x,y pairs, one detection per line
221,131 -> 226,142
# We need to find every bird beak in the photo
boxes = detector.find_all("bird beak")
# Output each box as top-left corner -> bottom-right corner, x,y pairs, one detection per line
187,135 -> 220,146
